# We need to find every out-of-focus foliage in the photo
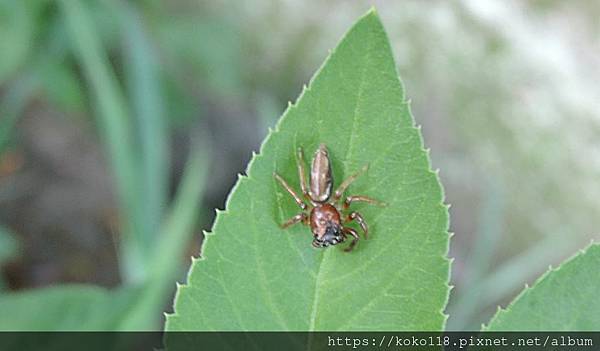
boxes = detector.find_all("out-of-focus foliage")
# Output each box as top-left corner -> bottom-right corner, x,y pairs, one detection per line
0,0 -> 208,330
0,285 -> 138,330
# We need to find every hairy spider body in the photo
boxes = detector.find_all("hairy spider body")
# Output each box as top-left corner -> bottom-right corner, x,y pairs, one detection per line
274,144 -> 384,252
310,203 -> 344,248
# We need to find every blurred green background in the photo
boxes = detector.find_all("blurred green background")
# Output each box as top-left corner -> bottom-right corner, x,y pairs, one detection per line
0,0 -> 599,330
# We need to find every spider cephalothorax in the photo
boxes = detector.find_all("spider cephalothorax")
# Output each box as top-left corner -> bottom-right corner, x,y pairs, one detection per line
274,144 -> 384,252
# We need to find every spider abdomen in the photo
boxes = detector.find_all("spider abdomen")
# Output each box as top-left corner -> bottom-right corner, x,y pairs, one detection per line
309,144 -> 333,202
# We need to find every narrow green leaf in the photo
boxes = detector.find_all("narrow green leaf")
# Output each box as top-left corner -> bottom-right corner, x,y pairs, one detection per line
485,243 -> 600,331
59,0 -> 144,283
0,285 -> 138,331
121,1 -> 170,248
119,146 -> 209,330
166,10 -> 450,332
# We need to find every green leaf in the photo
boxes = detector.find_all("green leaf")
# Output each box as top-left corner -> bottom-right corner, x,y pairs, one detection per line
166,10 -> 450,332
59,0 -> 145,283
0,285 -> 138,331
120,1 -> 170,254
484,243 -> 600,331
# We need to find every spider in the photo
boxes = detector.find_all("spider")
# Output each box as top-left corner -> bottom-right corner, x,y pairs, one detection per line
273,143 -> 384,252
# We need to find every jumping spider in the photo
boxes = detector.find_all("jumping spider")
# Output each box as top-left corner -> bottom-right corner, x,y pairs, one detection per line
274,143 -> 384,252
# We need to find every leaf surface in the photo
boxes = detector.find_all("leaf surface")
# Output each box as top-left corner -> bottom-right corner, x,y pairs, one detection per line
485,243 -> 600,331
166,10 -> 450,332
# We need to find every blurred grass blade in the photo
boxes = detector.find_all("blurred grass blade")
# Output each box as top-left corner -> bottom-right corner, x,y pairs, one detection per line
478,235 -> 579,308
447,179 -> 504,330
0,284 -> 139,331
59,0 -> 145,283
120,2 -> 170,249
120,145 -> 209,330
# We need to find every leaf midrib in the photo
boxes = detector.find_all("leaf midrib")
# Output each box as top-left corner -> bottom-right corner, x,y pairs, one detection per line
308,27 -> 375,332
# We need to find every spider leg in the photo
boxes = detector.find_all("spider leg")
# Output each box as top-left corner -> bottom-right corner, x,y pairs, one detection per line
333,164 -> 368,201
273,172 -> 308,210
281,212 -> 308,229
346,211 -> 368,239
343,195 -> 386,209
343,227 -> 359,252
296,147 -> 309,197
